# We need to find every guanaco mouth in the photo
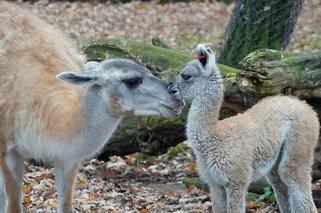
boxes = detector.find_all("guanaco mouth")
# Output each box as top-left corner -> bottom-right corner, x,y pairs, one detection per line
196,50 -> 207,67
160,100 -> 185,116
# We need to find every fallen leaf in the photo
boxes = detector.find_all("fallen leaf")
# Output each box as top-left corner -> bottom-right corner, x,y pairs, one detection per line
140,208 -> 148,213
21,183 -> 33,194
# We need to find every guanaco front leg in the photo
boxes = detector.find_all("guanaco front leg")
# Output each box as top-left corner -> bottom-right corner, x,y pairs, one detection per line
209,183 -> 227,213
54,161 -> 79,213
0,150 -> 24,213
226,183 -> 248,213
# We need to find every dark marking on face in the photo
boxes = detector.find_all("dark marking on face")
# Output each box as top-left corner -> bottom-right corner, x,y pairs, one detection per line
109,92 -> 135,116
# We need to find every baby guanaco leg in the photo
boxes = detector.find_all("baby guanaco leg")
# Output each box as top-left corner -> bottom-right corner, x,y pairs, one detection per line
267,167 -> 290,212
226,182 -> 248,213
209,183 -> 227,213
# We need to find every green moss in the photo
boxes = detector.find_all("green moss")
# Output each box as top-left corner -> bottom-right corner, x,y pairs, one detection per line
217,0 -> 300,67
83,39 -> 239,87
167,143 -> 190,159
246,192 -> 260,202
84,39 -> 192,80
257,186 -> 276,204
182,177 -> 209,191
133,153 -> 155,166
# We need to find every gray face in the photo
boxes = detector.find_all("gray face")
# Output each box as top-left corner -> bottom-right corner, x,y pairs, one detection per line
170,44 -> 221,101
57,59 -> 184,117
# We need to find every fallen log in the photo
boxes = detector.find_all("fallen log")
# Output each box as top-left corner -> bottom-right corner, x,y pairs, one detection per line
237,49 -> 321,99
83,39 -> 321,163
83,39 -> 242,160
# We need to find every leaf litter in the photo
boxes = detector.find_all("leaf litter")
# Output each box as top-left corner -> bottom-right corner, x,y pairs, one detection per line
23,144 -> 281,212
13,0 -> 321,212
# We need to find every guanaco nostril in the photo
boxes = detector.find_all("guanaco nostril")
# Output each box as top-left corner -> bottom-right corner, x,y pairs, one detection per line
168,82 -> 178,95
169,89 -> 178,95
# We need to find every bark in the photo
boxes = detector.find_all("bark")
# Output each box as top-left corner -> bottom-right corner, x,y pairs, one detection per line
83,39 -> 321,161
216,0 -> 304,68
237,49 -> 321,99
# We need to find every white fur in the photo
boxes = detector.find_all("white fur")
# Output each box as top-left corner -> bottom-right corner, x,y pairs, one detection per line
175,44 -> 319,213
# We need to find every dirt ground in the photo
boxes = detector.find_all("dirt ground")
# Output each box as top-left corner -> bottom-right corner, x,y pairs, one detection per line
9,0 -> 321,212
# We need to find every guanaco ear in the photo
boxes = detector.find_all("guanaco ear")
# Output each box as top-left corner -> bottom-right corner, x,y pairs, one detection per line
195,44 -> 216,76
84,61 -> 100,71
57,71 -> 98,86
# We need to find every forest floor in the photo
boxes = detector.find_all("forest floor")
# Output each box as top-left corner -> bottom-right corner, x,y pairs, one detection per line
14,0 -> 321,212
23,143 -> 283,212
20,0 -> 321,52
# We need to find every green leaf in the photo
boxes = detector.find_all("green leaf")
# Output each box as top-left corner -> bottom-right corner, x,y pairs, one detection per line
182,177 -> 209,191
246,192 -> 260,202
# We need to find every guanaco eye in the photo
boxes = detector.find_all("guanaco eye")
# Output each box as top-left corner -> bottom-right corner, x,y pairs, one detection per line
181,73 -> 192,81
122,77 -> 143,88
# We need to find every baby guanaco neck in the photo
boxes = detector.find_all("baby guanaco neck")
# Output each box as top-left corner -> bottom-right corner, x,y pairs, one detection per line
187,76 -> 224,136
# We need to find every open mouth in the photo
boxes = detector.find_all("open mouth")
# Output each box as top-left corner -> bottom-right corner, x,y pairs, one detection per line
196,50 -> 207,67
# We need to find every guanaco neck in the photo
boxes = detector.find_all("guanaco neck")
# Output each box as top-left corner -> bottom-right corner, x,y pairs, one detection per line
77,85 -> 122,153
44,84 -> 122,158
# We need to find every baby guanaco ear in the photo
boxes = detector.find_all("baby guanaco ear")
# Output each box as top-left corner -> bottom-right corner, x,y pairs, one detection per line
195,44 -> 216,76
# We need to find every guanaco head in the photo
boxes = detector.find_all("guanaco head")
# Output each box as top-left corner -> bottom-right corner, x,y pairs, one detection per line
169,44 -> 222,101
57,59 -> 184,117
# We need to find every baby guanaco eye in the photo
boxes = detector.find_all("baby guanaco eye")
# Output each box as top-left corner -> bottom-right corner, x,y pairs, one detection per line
122,77 -> 143,88
181,73 -> 192,80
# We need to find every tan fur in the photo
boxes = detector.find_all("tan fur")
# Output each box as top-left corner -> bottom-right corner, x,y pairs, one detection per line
0,148 -> 23,213
192,95 -> 319,212
0,159 -> 18,213
61,163 -> 79,212
0,2 -> 86,212
0,3 -> 183,212
0,2 -> 85,142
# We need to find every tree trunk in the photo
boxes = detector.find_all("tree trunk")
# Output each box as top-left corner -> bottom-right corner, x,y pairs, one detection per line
216,0 -> 304,68
83,39 -> 321,160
